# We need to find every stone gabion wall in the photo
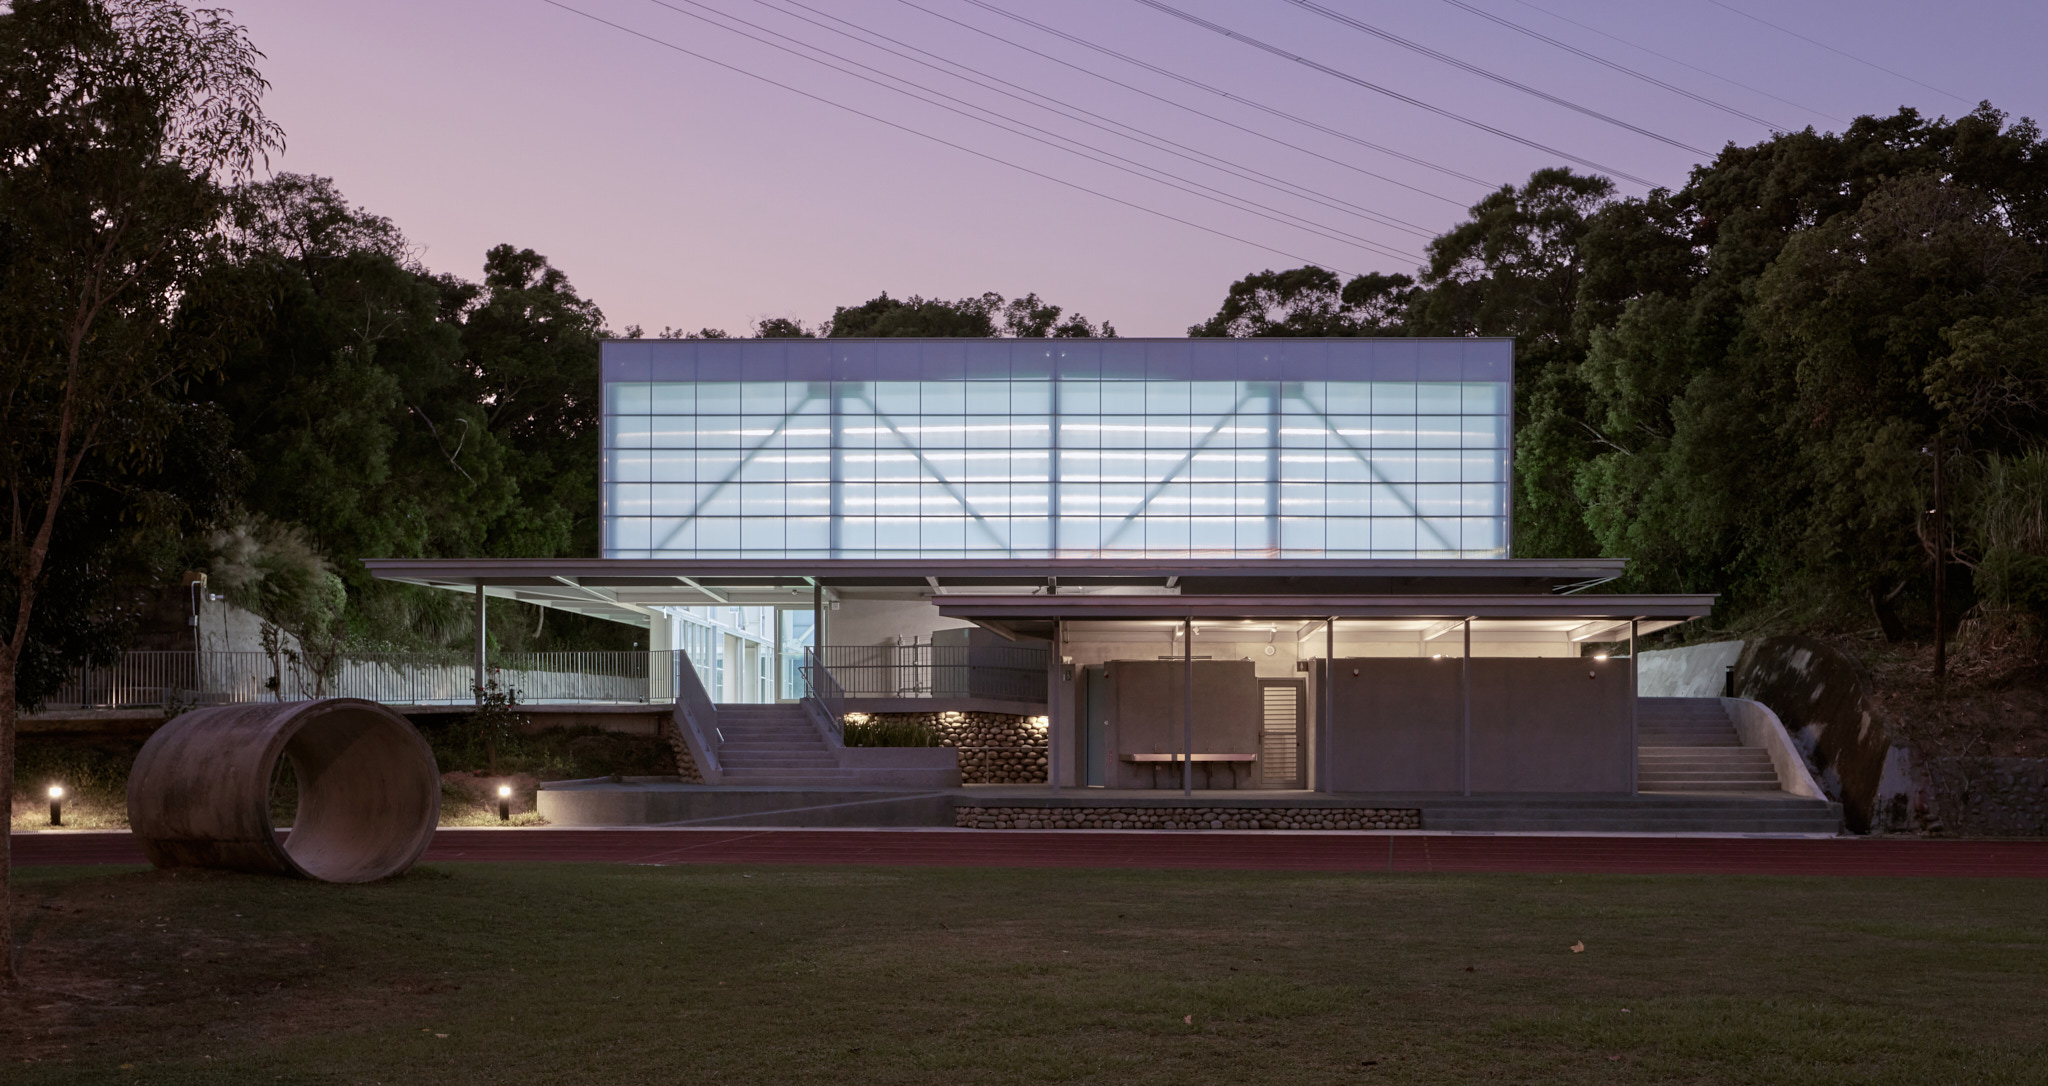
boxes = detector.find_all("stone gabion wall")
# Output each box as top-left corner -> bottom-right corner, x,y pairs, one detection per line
956,805 -> 1421,830
1919,757 -> 2048,836
862,711 -> 1045,785
658,718 -> 705,784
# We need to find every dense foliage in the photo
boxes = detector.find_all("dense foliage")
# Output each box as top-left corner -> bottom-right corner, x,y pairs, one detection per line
1194,107 -> 2048,640
179,173 -> 622,653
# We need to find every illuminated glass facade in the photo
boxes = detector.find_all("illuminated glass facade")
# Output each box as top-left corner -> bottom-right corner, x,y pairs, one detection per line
602,338 -> 1512,559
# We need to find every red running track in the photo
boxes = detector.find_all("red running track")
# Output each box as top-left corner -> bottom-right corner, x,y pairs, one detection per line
13,828 -> 2048,877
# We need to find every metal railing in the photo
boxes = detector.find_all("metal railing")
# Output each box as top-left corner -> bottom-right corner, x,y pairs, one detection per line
812,642 -> 1047,702
801,647 -> 847,739
38,644 -> 1050,711
40,650 -> 681,709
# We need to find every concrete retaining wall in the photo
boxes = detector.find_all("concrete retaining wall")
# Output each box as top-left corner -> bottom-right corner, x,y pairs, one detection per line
1638,641 -> 1744,697
1722,697 -> 1828,800
536,782 -> 955,826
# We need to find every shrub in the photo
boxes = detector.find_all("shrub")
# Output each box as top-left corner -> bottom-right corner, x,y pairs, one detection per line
840,718 -> 941,747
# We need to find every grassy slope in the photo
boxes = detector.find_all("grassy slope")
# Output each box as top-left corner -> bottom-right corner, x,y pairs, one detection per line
5,864 -> 2044,1084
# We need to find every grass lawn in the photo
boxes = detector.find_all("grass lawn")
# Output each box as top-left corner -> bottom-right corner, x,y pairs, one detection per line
4,863 -> 2045,1084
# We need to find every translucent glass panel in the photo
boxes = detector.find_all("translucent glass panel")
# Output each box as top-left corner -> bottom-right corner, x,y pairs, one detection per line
604,339 -> 1511,559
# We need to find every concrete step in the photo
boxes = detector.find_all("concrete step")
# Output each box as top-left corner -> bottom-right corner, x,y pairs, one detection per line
717,769 -> 865,783
719,754 -> 840,767
720,739 -> 822,749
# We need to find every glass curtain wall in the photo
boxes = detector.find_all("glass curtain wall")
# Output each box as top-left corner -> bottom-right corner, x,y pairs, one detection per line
779,609 -> 816,701
662,606 -> 776,703
604,339 -> 1511,560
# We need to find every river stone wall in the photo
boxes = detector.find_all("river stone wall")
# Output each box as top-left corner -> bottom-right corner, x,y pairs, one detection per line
956,805 -> 1421,830
861,711 -> 1045,784
658,717 -> 704,784
1915,757 -> 2048,836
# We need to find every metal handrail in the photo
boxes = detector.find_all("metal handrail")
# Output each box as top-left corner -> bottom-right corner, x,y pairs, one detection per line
37,644 -> 1049,711
41,650 -> 678,709
802,647 -> 846,740
810,643 -> 1046,702
668,647 -> 722,774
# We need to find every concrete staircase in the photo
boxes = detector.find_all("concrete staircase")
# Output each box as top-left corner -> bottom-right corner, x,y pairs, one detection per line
1638,697 -> 1781,792
711,704 -> 860,785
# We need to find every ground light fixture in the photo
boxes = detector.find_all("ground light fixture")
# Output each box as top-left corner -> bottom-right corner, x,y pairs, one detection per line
48,784 -> 64,826
497,783 -> 513,823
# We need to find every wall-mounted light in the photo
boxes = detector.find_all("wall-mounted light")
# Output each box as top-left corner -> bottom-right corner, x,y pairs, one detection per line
497,784 -> 513,823
48,784 -> 64,827
1593,654 -> 1609,661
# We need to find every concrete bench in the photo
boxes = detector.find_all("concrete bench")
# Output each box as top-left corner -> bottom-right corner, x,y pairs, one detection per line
1122,753 -> 1258,790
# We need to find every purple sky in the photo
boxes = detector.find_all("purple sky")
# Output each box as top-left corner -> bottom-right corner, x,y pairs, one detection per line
233,0 -> 2045,336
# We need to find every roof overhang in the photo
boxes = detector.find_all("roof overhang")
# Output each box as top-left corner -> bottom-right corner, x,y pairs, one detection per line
934,593 -> 1713,643
361,557 -> 1635,624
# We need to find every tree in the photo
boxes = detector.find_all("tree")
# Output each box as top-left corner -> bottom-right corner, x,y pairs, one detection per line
1567,105 -> 2048,632
182,176 -> 630,653
0,0 -> 281,984
823,290 -> 1113,338
1187,266 -> 1413,337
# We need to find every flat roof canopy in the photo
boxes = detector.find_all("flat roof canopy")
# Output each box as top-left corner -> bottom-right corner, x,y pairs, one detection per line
361,557 -> 1638,624
934,593 -> 1712,642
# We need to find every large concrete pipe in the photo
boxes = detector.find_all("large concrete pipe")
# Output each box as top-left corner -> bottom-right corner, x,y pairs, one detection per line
128,698 -> 440,882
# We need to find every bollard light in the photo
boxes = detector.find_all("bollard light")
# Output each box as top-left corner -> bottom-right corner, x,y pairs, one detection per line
48,784 -> 64,827
497,783 -> 513,823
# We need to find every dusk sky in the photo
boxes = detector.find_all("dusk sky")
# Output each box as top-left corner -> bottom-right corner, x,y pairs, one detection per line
233,0 -> 2045,336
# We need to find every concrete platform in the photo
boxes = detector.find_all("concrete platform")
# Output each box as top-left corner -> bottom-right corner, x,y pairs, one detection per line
537,779 -> 1842,834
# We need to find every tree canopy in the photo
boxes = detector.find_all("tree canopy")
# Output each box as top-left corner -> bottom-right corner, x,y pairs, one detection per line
1194,105 -> 2048,636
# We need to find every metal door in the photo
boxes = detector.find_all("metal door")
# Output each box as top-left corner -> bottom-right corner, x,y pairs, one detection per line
1258,678 -> 1307,789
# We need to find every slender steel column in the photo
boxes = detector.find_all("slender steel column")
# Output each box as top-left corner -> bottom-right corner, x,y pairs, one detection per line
1050,619 -> 1063,794
1461,617 -> 1472,797
473,583 -> 487,702
1629,618 -> 1640,794
1322,616 -> 1334,792
1182,617 -> 1194,797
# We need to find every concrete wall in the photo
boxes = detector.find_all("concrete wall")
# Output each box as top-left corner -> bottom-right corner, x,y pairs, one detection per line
1322,656 -> 1633,793
827,598 -> 971,647
1104,660 -> 1259,788
1469,657 -> 1633,792
1638,641 -> 1744,697
1322,658 -> 1462,792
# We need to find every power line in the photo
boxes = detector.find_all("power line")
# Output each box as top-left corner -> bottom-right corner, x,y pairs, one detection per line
641,0 -> 1423,261
749,0 -> 1439,238
538,1 -> 1364,276
1704,0 -> 1972,107
931,0 -> 1495,193
1433,0 -> 1786,131
1503,0 -> 1841,124
1127,0 -> 1662,187
1276,0 -> 1712,155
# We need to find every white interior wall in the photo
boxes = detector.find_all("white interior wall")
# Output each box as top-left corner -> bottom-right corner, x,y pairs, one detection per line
828,598 -> 973,646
